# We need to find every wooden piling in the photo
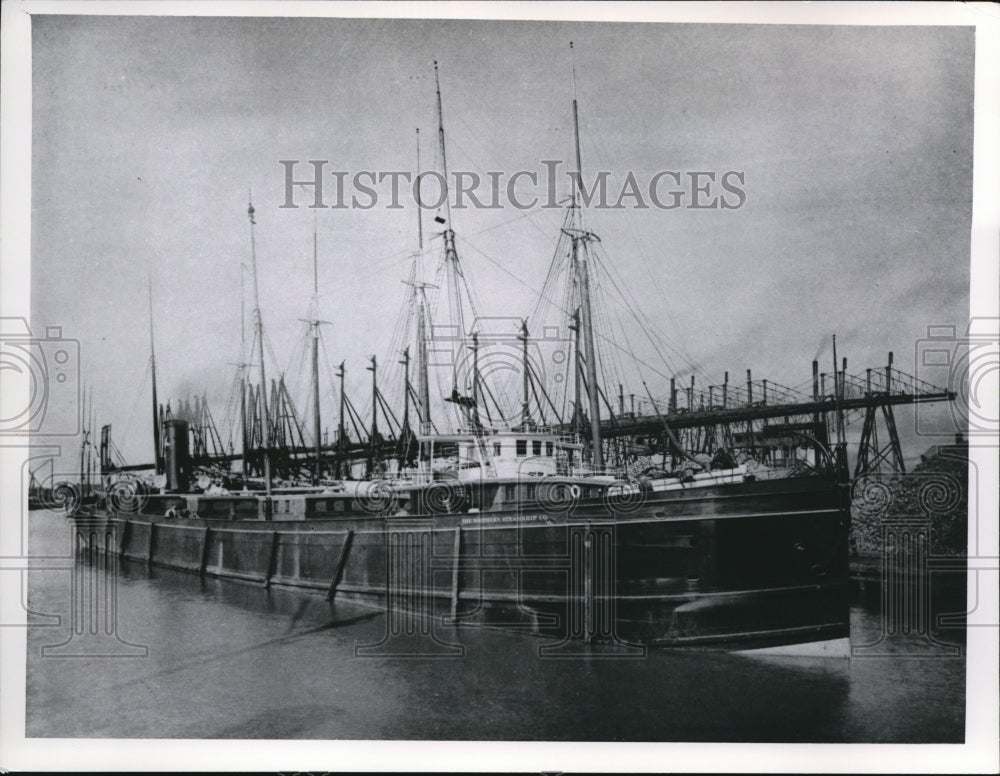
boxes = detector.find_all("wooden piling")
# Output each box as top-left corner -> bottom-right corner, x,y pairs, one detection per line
449,526 -> 462,621
263,530 -> 279,588
325,530 -> 354,602
146,522 -> 155,566
118,519 -> 131,557
583,531 -> 594,644
198,526 -> 211,577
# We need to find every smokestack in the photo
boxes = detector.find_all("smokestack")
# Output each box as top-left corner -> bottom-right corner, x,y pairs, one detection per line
164,419 -> 191,493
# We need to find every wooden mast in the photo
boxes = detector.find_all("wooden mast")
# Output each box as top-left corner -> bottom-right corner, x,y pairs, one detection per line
148,276 -> 163,475
239,268 -> 248,476
366,355 -> 378,477
415,128 -> 424,257
311,217 -> 322,484
571,309 -> 582,435
470,332 -> 480,429
416,127 -> 431,436
435,61 -> 466,411
413,126 -> 432,445
399,346 -> 411,466
569,43 -> 604,471
248,195 -> 272,499
79,386 -> 88,496
519,319 -> 531,428
89,391 -> 95,494
416,294 -> 430,434
336,361 -> 346,479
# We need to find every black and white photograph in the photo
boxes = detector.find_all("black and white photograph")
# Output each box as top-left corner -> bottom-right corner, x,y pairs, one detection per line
1,1 -> 997,772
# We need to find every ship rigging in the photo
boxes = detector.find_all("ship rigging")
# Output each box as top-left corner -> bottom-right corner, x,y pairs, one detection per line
96,55 -> 954,493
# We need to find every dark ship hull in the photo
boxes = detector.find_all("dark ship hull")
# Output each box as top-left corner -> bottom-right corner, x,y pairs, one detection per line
75,472 -> 849,652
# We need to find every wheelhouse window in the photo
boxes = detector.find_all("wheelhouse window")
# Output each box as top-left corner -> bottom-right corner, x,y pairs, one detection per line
516,439 -> 527,457
532,440 -> 542,456
493,442 -> 501,456
545,441 -> 554,456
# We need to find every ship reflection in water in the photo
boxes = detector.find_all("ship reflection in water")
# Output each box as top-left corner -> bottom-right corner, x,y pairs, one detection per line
26,510 -> 963,742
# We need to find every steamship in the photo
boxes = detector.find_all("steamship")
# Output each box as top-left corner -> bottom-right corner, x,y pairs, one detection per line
76,61 -> 851,653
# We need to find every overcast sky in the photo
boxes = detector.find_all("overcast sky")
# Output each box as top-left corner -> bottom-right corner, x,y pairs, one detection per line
29,16 -> 974,472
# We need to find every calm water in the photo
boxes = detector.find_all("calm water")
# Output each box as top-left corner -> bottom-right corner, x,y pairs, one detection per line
25,510 -> 965,741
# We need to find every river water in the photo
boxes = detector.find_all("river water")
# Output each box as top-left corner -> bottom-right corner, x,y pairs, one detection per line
24,509 -> 965,742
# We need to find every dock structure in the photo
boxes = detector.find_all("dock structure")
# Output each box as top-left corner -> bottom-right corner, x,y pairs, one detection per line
101,352 -> 954,485
584,354 -> 953,479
